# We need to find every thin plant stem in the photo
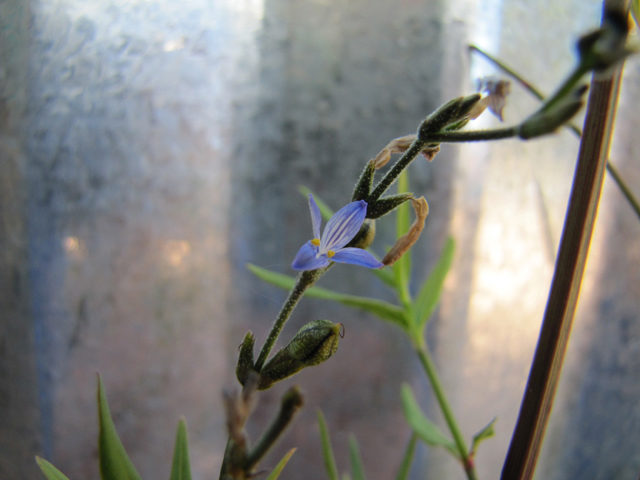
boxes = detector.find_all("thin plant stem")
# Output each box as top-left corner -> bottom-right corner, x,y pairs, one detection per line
244,387 -> 304,471
606,161 -> 640,217
414,342 -> 477,480
368,138 -> 427,203
470,44 -> 640,221
541,65 -> 589,113
422,126 -> 518,143
254,268 -> 326,372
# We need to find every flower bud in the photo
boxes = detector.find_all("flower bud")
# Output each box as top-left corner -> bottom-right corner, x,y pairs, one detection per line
236,331 -> 256,386
352,160 -> 376,201
518,85 -> 587,140
345,218 -> 376,250
577,9 -> 637,75
367,193 -> 414,219
258,320 -> 342,390
419,94 -> 482,139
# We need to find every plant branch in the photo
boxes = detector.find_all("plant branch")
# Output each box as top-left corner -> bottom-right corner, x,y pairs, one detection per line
254,268 -> 327,372
469,44 -> 640,221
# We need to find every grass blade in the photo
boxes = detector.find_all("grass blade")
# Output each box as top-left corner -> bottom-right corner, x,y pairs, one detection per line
414,237 -> 455,331
394,434 -> 418,480
170,419 -> 192,480
265,448 -> 297,480
97,374 -> 143,480
317,410 -> 339,480
35,457 -> 70,480
348,435 -> 366,480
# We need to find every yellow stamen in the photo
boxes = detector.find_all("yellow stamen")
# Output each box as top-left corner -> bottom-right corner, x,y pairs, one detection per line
311,239 -> 320,246
327,250 -> 335,258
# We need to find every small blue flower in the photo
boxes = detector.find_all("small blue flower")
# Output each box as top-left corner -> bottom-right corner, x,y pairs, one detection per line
292,195 -> 384,271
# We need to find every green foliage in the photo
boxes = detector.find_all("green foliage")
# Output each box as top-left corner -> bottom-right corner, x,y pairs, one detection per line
170,419 -> 192,480
247,264 -> 408,329
97,374 -> 144,480
35,457 -> 70,480
393,171 -> 412,306
317,410 -> 339,480
413,236 -> 455,332
471,417 -> 498,455
265,448 -> 297,480
394,434 -> 417,480
400,384 -> 458,458
348,436 -> 366,480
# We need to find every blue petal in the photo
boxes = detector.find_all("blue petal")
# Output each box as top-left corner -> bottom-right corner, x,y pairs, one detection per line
321,200 -> 367,252
308,194 -> 322,240
292,241 -> 330,271
331,248 -> 384,269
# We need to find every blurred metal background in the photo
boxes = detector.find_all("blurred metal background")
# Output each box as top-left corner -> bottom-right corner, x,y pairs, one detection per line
1,0 -> 639,479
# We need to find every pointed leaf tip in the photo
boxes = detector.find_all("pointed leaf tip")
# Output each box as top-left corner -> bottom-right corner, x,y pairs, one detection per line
265,448 -> 297,480
170,418 -> 192,480
471,417 -> 497,455
35,457 -> 70,480
400,384 -> 458,458
97,374 -> 143,480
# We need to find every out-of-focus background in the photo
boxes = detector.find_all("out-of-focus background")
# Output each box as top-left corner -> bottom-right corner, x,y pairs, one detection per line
1,0 -> 639,479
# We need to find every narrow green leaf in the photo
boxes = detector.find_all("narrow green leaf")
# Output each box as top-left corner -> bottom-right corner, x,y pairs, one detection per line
298,186 -> 334,221
414,237 -> 455,330
394,434 -> 417,480
348,435 -> 366,480
170,418 -> 192,480
265,448 -> 297,480
97,374 -> 143,480
368,262 -> 397,289
342,474 -> 352,480
247,264 -> 408,329
400,384 -> 458,457
35,457 -> 70,480
632,0 -> 639,31
393,171 -> 412,300
471,417 -> 497,454
317,409 -> 339,480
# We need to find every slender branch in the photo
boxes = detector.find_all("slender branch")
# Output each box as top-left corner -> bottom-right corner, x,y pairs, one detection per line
606,161 -> 640,218
540,65 -> 589,113
244,387 -> 304,471
422,126 -> 518,143
254,268 -> 326,372
469,44 -> 640,221
415,342 -> 477,480
368,137 -> 427,203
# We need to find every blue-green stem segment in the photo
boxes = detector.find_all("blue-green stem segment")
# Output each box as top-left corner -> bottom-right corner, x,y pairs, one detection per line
414,338 -> 478,480
254,267 -> 327,372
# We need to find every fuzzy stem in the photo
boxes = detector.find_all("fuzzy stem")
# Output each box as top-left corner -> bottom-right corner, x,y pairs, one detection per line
254,268 -> 326,372
368,137 -> 427,203
423,126 -> 519,143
